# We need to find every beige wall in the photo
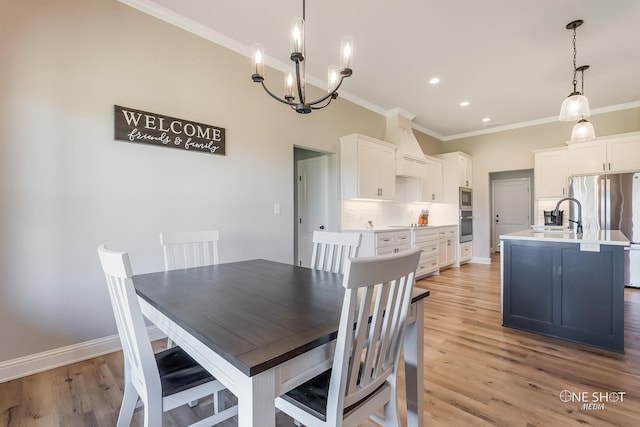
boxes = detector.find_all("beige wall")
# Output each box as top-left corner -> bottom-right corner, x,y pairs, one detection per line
441,107 -> 640,259
414,130 -> 444,155
0,0 -> 386,364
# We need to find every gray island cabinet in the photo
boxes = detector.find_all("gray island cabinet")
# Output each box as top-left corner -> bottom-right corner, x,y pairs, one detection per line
501,229 -> 630,353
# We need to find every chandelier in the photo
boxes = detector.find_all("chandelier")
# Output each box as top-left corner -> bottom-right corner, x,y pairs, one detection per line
558,20 -> 591,122
251,0 -> 353,114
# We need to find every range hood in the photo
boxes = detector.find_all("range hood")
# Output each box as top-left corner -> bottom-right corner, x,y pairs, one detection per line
384,108 -> 427,177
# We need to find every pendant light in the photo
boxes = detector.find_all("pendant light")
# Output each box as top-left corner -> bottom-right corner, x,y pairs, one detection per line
559,20 -> 590,121
571,119 -> 595,141
569,65 -> 596,141
251,0 -> 353,114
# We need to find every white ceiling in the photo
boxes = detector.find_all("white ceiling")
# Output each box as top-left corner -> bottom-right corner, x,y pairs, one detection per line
125,0 -> 640,140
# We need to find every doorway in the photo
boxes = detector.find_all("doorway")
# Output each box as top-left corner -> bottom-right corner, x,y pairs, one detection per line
490,170 -> 533,252
294,147 -> 336,267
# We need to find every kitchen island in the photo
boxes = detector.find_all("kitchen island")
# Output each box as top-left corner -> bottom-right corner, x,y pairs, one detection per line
500,229 -> 630,353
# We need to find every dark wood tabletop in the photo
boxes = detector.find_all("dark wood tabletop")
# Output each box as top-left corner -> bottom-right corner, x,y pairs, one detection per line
133,259 -> 429,377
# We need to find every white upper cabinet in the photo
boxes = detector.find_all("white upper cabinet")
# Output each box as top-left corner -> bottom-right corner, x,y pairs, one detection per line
460,155 -> 473,188
436,151 -> 473,204
422,155 -> 443,202
607,134 -> 640,173
568,132 -> 640,175
340,134 -> 396,200
568,139 -> 608,175
534,147 -> 568,198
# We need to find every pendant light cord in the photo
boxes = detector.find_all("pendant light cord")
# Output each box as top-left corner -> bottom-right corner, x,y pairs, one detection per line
572,26 -> 578,93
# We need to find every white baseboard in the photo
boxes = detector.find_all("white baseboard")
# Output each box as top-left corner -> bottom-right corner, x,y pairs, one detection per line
470,256 -> 492,264
0,326 -> 166,384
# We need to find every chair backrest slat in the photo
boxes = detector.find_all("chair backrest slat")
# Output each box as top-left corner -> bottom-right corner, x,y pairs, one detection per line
325,248 -> 421,420
160,230 -> 220,270
97,245 -> 161,399
310,231 -> 361,274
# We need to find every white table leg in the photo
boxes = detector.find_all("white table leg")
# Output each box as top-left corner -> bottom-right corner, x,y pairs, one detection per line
404,299 -> 424,427
237,371 -> 276,427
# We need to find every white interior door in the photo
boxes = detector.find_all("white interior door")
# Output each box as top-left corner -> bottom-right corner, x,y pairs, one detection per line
297,156 -> 329,267
493,178 -> 531,252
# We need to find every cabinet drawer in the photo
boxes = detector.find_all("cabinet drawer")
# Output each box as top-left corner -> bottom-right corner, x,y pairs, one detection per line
416,240 -> 439,256
376,243 -> 411,256
413,229 -> 439,243
438,228 -> 457,238
416,254 -> 439,277
376,231 -> 411,248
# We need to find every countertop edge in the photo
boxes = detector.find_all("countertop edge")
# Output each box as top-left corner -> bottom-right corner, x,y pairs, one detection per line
342,224 -> 458,233
500,230 -> 630,246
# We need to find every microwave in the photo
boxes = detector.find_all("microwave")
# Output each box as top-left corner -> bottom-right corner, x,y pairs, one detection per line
459,187 -> 472,209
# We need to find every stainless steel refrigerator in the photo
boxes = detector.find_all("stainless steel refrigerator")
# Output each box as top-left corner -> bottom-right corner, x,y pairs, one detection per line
568,172 -> 640,287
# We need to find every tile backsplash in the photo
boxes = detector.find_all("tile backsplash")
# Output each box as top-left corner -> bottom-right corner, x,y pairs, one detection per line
340,200 -> 459,230
536,199 -> 567,227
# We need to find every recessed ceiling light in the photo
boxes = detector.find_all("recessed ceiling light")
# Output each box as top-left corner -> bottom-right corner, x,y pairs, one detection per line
460,101 -> 470,107
482,117 -> 491,122
429,77 -> 440,85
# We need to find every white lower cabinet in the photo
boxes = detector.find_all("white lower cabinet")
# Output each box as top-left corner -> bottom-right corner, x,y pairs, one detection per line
459,241 -> 473,264
438,227 -> 458,270
412,228 -> 440,278
358,230 -> 412,257
355,226 -> 459,276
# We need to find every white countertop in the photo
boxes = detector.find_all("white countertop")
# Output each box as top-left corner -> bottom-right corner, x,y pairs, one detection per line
500,229 -> 630,246
343,224 -> 457,233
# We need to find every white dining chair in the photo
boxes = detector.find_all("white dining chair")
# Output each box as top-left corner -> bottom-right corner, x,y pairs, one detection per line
310,231 -> 362,274
97,245 -> 237,427
160,230 -> 220,271
276,247 -> 421,427
160,230 -> 220,349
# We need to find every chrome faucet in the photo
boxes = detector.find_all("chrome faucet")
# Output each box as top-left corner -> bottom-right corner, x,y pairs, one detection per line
553,197 -> 583,234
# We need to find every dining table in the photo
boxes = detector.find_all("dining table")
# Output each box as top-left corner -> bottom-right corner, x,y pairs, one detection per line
133,259 -> 429,427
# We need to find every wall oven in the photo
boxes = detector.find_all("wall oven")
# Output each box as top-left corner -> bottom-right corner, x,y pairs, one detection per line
459,187 -> 472,209
460,209 -> 473,242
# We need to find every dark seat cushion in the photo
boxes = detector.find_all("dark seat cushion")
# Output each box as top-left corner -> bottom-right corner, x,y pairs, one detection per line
282,368 -> 333,421
282,365 -> 385,422
155,346 -> 214,397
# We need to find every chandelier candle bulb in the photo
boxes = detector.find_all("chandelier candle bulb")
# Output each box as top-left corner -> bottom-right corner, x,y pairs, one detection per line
340,36 -> 353,75
251,44 -> 264,80
328,65 -> 339,92
290,17 -> 304,60
285,71 -> 295,100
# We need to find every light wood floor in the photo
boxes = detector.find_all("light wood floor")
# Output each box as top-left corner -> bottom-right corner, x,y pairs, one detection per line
1,256 -> 639,426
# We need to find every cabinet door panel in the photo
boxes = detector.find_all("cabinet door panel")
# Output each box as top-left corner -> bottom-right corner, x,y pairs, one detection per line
422,158 -> 442,202
507,245 -> 554,323
607,136 -> 640,172
357,140 -> 383,199
534,148 -> 567,198
568,141 -> 606,175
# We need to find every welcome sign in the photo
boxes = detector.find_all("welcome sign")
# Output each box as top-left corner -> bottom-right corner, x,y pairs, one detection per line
114,105 -> 225,155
